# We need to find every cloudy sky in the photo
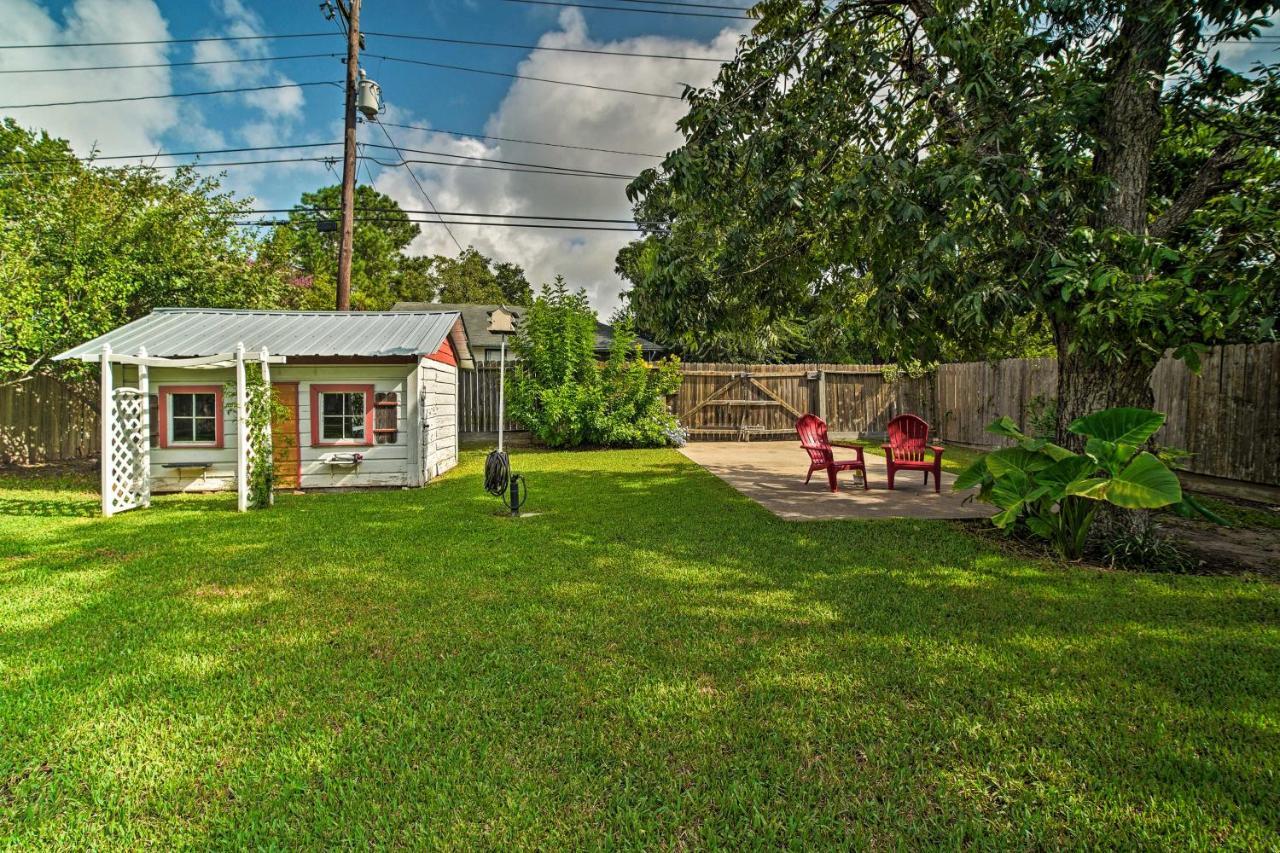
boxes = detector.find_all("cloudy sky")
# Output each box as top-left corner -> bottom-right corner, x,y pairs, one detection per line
0,0 -> 750,310
2,2 -> 1276,311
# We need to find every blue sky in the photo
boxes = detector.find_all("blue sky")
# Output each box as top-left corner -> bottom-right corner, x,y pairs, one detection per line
3,1 -> 1276,310
3,0 -> 748,308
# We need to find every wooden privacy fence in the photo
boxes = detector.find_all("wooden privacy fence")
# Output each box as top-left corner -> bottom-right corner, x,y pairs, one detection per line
0,374 -> 99,464
458,365 -> 522,435
673,362 -> 930,441
931,343 -> 1279,486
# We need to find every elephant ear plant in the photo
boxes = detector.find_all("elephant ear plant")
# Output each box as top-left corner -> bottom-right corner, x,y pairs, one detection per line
953,408 -> 1215,560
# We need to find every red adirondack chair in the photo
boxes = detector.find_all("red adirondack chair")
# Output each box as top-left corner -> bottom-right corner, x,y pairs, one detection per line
796,414 -> 868,493
882,414 -> 945,493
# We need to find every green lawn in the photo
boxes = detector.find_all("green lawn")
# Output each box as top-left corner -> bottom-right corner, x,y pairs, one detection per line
2,450 -> 1277,847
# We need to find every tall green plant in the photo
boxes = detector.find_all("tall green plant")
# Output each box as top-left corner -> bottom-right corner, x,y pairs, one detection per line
225,365 -> 290,510
508,279 -> 682,448
954,407 -> 1211,559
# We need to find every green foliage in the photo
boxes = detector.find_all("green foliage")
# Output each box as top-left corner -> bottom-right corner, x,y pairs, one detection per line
956,408 -> 1187,558
1101,522 -> 1196,574
223,365 -> 290,510
508,278 -> 682,448
0,120 -> 300,382
429,247 -> 533,305
621,0 -> 1278,394
271,184 -> 420,310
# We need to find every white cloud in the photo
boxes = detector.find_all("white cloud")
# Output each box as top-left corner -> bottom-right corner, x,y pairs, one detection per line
0,0 -> 176,154
370,10 -> 745,311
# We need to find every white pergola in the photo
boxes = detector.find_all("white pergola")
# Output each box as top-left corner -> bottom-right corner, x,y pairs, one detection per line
92,342 -> 286,517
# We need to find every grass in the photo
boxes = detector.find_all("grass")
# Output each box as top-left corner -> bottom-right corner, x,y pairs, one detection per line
2,450 -> 1278,847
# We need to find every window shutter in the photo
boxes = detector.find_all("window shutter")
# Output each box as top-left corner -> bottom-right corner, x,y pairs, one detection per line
148,394 -> 159,448
374,392 -> 398,444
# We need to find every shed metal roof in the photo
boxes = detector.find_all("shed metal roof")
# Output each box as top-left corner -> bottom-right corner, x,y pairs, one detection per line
54,308 -> 472,365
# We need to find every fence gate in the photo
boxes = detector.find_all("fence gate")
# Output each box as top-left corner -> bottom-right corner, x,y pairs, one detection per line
676,368 -> 810,440
105,386 -> 150,515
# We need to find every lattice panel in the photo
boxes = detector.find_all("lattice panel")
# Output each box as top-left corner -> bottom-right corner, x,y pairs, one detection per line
108,388 -> 149,514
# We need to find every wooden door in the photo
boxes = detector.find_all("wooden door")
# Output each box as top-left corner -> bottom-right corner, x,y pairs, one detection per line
271,383 -> 300,489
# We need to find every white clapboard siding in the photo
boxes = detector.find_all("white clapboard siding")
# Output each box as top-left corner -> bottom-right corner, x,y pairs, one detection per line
142,363 -> 425,491
419,357 -> 458,481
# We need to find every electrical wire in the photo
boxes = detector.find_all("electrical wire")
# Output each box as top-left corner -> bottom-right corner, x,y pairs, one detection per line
0,52 -> 336,75
495,0 -> 751,19
0,142 -> 342,166
376,121 -> 664,159
361,141 -> 637,177
361,31 -> 732,62
608,0 -> 753,10
371,121 -> 463,252
253,206 -> 645,223
235,217 -> 644,231
0,80 -> 339,110
0,33 -> 332,50
363,52 -> 684,99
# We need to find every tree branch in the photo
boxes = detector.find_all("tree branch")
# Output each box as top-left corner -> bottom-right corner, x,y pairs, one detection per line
1148,136 -> 1244,240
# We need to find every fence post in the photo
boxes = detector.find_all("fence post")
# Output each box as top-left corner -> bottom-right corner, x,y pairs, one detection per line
817,369 -> 827,422
235,342 -> 248,513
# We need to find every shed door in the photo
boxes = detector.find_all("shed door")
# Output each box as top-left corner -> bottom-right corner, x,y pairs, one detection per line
272,383 -> 300,489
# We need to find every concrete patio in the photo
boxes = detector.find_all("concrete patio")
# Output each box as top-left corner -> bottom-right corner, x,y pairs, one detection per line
680,441 -> 996,521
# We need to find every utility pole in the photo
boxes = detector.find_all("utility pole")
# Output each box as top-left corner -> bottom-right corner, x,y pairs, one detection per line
335,0 -> 361,311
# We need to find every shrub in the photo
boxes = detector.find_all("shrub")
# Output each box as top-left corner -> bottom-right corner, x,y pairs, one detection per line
508,278 -> 682,448
955,407 -> 1211,559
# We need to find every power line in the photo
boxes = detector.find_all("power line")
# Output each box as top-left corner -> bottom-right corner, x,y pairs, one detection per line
0,142 -> 342,166
0,80 -> 339,110
251,206 -> 646,223
362,141 -> 635,177
376,121 -> 665,159
372,120 -> 463,252
0,52 -> 336,75
237,217 -> 644,231
608,0 -> 753,10
362,30 -> 732,62
364,52 -> 684,99
495,0 -> 751,19
0,33 -> 332,50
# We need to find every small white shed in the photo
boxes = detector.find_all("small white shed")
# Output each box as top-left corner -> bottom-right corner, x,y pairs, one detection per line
55,308 -> 473,496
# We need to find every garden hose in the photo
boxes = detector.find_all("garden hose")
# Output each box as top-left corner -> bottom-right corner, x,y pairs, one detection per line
484,450 -> 528,513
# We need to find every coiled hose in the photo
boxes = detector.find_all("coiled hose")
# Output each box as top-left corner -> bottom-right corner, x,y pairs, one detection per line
484,450 -> 528,511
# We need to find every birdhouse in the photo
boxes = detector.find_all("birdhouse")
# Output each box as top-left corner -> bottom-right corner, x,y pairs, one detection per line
487,307 -> 516,336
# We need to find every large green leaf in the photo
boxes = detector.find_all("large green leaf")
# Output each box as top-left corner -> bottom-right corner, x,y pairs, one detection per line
1084,437 -> 1137,474
1105,452 -> 1183,508
1035,455 -> 1097,498
986,416 -> 1028,441
986,447 -> 1053,478
1065,477 -> 1110,499
1069,407 -> 1166,446
952,455 -> 990,491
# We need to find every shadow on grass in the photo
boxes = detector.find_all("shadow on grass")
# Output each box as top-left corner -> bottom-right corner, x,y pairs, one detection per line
0,449 -> 1277,847
0,496 -> 99,518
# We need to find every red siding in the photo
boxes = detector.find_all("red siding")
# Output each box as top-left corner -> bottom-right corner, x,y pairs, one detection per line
425,339 -> 458,367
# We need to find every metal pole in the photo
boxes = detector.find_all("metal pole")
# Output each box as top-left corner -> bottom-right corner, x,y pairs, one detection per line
497,335 -> 506,453
100,343 -> 113,517
336,0 -> 361,311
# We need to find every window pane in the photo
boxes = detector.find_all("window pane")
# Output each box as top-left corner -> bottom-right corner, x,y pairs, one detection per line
347,416 -> 364,439
344,392 -> 364,416
323,393 -> 342,416
194,393 -> 216,417
194,417 -> 216,442
173,393 -> 193,417
172,418 -> 194,442
323,415 -> 346,440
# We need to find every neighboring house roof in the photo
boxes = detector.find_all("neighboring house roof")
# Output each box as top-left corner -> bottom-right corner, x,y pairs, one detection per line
54,308 -> 473,365
391,302 -> 664,355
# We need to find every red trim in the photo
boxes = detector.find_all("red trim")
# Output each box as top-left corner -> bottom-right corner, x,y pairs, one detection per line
309,383 -> 375,447
156,385 -> 224,449
425,338 -> 458,367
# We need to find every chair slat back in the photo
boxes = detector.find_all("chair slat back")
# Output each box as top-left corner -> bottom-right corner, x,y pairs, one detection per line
796,414 -> 833,465
887,414 -> 930,462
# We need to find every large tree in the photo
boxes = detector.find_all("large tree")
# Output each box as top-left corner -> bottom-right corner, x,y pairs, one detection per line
622,0 -> 1279,436
0,120 -> 297,382
430,247 -> 534,305
272,184 -> 421,310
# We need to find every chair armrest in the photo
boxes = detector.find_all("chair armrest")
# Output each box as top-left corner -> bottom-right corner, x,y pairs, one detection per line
831,442 -> 865,460
929,445 -> 945,455
880,443 -> 894,461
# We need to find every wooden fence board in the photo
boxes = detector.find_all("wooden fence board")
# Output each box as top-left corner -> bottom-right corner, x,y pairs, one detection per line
0,375 -> 99,464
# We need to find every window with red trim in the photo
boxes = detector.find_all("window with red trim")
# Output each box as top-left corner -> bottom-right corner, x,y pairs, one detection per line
310,384 -> 374,446
157,385 -> 224,448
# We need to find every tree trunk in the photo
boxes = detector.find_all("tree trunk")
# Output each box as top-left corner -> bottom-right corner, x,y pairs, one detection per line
1053,322 -> 1156,449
